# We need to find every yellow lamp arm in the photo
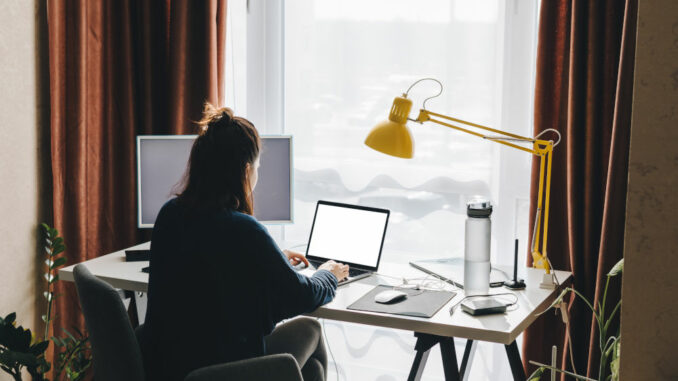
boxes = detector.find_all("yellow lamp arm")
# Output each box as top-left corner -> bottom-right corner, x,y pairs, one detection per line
415,109 -> 554,273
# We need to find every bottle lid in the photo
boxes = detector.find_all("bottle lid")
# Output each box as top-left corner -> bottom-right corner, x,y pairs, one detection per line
467,199 -> 492,218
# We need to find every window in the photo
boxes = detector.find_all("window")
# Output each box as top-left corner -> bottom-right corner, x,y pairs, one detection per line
233,1 -> 539,378
281,0 -> 537,267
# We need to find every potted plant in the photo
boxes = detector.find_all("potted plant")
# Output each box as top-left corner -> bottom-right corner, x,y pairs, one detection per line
0,313 -> 50,380
528,258 -> 623,381
41,224 -> 92,380
0,224 -> 92,380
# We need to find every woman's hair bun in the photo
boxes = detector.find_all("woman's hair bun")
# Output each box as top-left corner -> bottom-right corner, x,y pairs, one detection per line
197,102 -> 235,132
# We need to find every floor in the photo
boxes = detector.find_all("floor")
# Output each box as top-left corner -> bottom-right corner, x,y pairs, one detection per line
322,320 -> 521,381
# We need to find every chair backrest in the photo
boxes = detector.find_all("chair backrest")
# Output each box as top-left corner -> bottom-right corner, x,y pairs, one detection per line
73,264 -> 145,381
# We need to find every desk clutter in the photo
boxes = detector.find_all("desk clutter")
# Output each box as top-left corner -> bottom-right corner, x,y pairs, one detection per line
347,284 -> 456,318
125,249 -> 151,262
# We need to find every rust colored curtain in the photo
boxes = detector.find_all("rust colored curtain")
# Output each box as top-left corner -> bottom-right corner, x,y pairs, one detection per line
524,0 -> 637,379
46,0 -> 226,369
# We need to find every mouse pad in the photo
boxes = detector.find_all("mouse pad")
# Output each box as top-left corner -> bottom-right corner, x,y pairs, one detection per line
347,285 -> 456,318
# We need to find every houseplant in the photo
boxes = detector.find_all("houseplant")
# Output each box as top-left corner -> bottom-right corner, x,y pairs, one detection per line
41,223 -> 92,380
0,313 -> 50,380
528,258 -> 623,381
0,224 -> 92,380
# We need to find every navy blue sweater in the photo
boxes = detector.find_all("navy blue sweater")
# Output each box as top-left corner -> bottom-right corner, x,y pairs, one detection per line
144,199 -> 337,381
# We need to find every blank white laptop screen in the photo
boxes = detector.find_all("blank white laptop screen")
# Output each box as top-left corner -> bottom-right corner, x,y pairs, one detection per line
137,135 -> 292,227
306,203 -> 389,268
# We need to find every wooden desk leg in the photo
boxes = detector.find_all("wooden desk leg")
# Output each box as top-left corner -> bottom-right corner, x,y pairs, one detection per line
408,333 -> 461,381
504,340 -> 526,381
459,340 -> 477,381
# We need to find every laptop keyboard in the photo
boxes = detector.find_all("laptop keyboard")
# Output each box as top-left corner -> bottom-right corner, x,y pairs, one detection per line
306,260 -> 369,281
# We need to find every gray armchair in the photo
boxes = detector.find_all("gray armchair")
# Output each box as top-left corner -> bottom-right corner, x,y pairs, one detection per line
73,264 -> 303,381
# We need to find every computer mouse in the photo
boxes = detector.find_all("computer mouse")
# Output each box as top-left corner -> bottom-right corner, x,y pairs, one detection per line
374,290 -> 408,304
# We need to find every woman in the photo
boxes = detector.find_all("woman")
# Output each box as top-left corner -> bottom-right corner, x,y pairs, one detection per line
144,104 -> 349,381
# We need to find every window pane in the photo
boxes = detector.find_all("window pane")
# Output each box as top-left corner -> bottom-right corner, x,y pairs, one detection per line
284,0 -> 517,260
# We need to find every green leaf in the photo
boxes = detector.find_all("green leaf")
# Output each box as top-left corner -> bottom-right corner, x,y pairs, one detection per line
548,288 -> 571,310
528,367 -> 545,381
51,336 -> 65,347
53,237 -> 64,246
607,259 -> 624,277
41,222 -> 50,231
51,257 -> 67,269
604,336 -> 619,357
13,351 -> 39,367
17,327 -> 33,351
610,338 -> 621,381
70,325 -> 85,338
30,340 -> 50,355
63,328 -> 77,342
5,312 -> 17,324
53,244 -> 66,255
51,274 -> 60,284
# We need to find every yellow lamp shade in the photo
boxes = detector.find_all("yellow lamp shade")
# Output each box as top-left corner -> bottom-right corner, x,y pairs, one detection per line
364,120 -> 414,158
364,96 -> 415,159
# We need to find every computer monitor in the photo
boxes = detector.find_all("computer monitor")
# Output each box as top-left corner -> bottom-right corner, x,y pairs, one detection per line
136,135 -> 293,228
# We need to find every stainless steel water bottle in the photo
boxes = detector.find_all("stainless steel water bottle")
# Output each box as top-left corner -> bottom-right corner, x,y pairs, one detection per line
464,199 -> 492,295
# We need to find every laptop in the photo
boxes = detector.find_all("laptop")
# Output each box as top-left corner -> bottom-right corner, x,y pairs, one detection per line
299,201 -> 390,286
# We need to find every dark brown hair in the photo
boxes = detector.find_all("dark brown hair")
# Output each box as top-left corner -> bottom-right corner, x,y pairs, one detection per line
176,103 -> 260,214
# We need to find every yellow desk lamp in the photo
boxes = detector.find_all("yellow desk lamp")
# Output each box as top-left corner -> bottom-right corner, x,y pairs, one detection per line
365,78 -> 560,288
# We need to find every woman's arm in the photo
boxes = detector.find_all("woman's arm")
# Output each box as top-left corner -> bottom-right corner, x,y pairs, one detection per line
249,224 -> 338,323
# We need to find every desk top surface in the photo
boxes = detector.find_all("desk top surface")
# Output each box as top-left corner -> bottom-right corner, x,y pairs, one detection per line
60,241 -> 571,344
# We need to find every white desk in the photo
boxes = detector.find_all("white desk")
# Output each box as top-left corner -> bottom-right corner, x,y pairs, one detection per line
60,241 -> 571,381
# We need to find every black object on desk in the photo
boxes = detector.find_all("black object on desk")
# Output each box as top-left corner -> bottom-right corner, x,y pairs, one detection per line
503,239 -> 526,290
141,266 -> 150,273
125,249 -> 151,262
347,285 -> 456,318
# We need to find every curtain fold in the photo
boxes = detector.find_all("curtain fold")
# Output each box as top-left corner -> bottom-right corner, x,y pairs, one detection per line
524,0 -> 637,378
46,0 -> 226,370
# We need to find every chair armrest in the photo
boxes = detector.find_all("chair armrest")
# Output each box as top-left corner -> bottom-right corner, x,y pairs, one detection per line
184,353 -> 303,381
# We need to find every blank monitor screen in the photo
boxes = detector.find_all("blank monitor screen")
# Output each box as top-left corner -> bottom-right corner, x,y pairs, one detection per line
306,202 -> 389,268
137,135 -> 292,227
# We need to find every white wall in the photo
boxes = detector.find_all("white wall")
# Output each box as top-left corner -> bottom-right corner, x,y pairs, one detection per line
0,1 -> 50,378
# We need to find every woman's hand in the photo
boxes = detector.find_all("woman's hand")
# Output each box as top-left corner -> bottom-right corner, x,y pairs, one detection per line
283,249 -> 309,267
318,260 -> 349,281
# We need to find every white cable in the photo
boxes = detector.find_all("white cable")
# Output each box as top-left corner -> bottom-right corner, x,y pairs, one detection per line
404,78 -> 444,110
546,257 -> 560,286
535,128 -> 562,147
374,272 -> 449,291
